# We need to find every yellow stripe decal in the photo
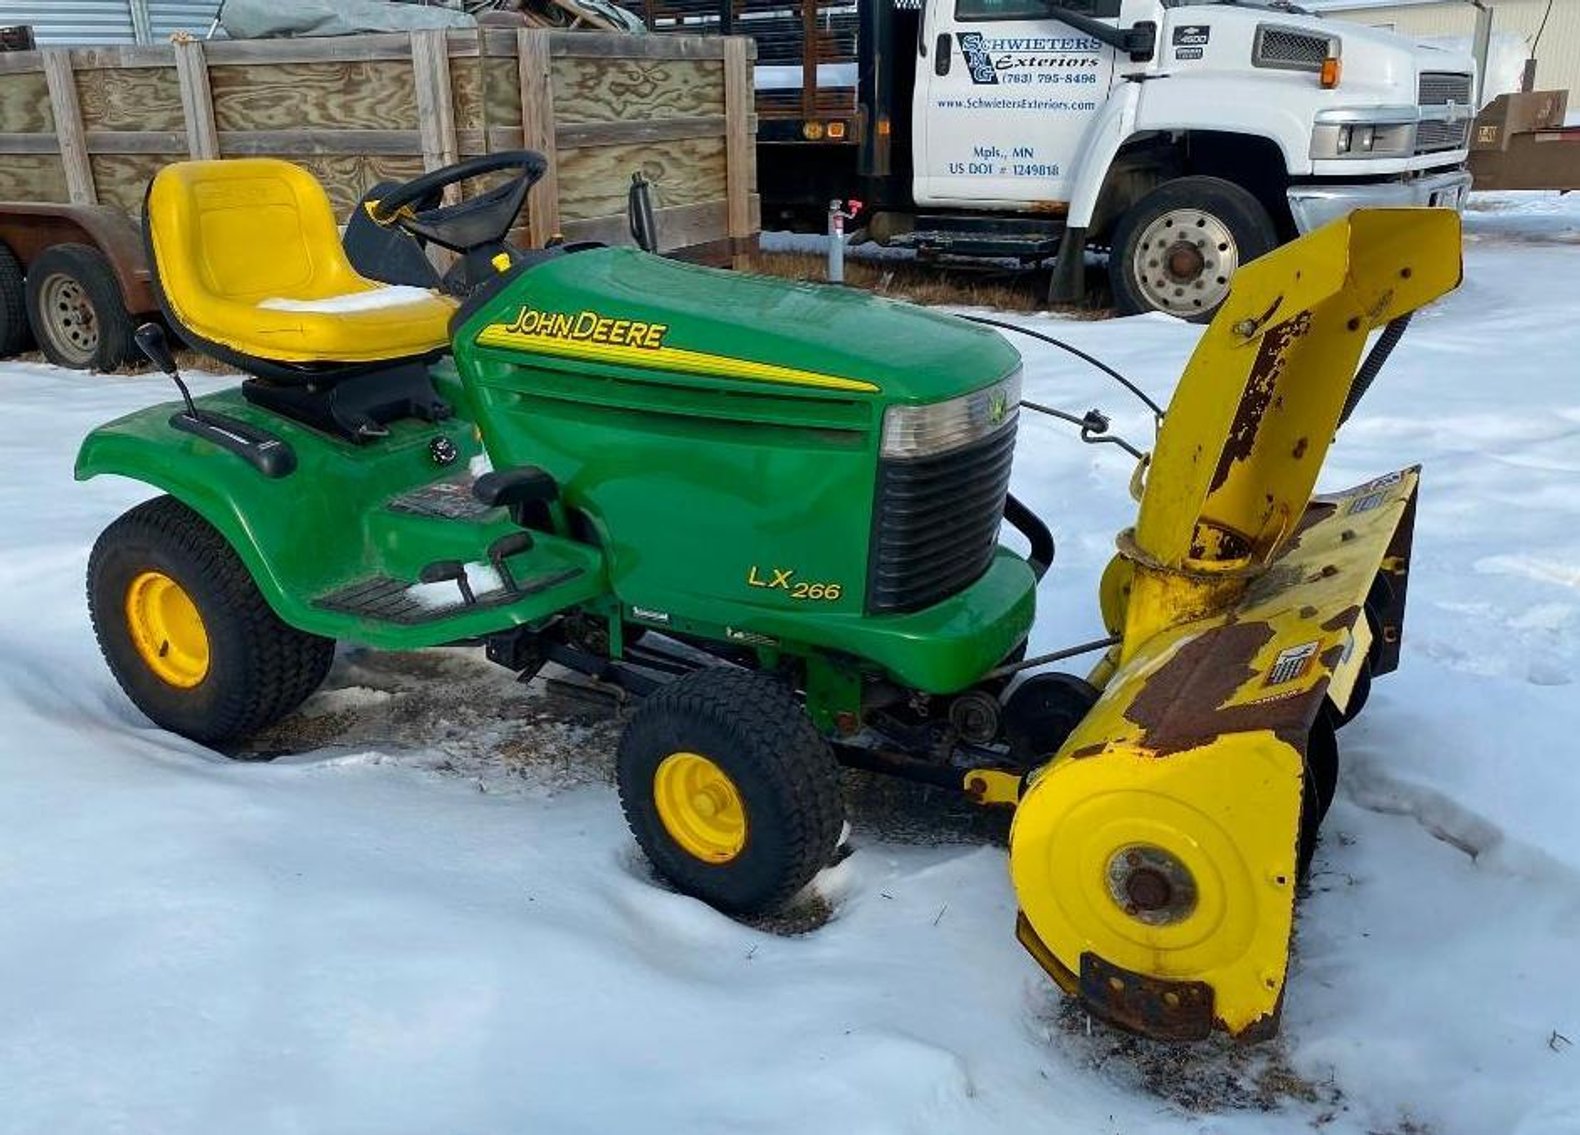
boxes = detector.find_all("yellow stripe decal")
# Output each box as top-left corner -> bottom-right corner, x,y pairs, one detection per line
475,326 -> 880,394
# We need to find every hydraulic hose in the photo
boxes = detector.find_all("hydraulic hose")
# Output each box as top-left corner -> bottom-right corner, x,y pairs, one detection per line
1340,313 -> 1411,426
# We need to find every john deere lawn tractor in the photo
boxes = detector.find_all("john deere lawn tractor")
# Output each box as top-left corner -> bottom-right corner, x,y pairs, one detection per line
77,151 -> 1460,1041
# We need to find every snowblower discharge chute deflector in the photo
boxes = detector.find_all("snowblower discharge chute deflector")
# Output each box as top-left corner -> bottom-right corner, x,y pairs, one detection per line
1008,208 -> 1461,1041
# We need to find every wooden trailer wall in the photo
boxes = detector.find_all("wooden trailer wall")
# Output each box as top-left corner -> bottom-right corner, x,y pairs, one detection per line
0,28 -> 759,262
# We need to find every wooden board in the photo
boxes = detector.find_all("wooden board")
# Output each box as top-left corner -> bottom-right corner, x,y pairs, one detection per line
209,61 -> 420,132
76,66 -> 184,132
0,155 -> 67,201
90,154 -> 165,214
557,135 -> 725,221
294,154 -> 428,217
550,57 -> 723,125
451,56 -> 522,131
0,71 -> 52,133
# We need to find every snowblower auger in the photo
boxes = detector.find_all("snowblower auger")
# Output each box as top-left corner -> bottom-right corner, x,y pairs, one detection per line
1008,208 -> 1462,1041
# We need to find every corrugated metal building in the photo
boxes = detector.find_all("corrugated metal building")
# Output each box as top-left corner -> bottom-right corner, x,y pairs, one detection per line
1321,1 -> 1579,104
0,1 -> 221,45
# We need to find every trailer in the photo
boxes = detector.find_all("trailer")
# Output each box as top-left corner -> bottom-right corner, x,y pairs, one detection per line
0,26 -> 758,369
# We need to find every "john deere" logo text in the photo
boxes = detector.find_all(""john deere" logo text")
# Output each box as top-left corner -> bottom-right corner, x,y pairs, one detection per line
500,306 -> 669,350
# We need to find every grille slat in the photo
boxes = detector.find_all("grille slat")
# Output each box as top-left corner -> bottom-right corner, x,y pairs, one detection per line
1418,72 -> 1472,106
1415,120 -> 1469,152
868,421 -> 1017,613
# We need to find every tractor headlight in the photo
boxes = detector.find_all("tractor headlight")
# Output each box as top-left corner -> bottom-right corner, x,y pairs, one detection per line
881,370 -> 1021,459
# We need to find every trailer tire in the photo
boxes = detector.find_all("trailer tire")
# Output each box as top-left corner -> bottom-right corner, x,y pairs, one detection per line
88,495 -> 336,746
25,243 -> 138,370
0,242 -> 29,357
617,668 -> 844,915
1110,176 -> 1278,322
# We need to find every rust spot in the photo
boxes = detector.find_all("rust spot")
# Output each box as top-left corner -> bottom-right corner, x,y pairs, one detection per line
1298,605 -> 1317,619
1079,952 -> 1215,1041
1292,437 -> 1308,460
1067,742 -> 1108,760
1320,605 -> 1361,633
1027,200 -> 1070,215
1209,312 -> 1313,494
1122,621 -> 1316,756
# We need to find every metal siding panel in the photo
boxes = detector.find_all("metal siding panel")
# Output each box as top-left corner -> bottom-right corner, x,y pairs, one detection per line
149,1 -> 222,41
0,1 -> 136,44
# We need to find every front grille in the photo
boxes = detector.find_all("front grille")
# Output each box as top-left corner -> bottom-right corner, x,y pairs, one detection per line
1419,72 -> 1472,105
1415,119 -> 1469,152
1253,24 -> 1333,71
867,420 -> 1016,613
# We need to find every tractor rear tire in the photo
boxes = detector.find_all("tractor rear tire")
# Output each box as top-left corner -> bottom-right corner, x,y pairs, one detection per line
0,242 -> 29,357
88,495 -> 335,745
25,243 -> 137,370
1109,176 -> 1278,322
617,668 -> 845,915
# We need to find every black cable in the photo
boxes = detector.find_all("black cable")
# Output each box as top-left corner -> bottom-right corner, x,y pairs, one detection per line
984,635 -> 1122,680
1532,0 -> 1555,57
959,313 -> 1165,419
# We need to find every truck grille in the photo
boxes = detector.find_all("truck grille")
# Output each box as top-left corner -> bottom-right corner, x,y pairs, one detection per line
1419,72 -> 1472,105
1415,119 -> 1469,152
867,420 -> 1016,613
1416,73 -> 1473,153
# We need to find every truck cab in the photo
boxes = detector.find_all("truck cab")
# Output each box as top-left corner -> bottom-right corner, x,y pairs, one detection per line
715,0 -> 1474,317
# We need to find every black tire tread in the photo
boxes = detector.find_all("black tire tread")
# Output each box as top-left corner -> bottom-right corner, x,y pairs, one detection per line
88,496 -> 335,744
617,668 -> 844,914
0,241 -> 28,357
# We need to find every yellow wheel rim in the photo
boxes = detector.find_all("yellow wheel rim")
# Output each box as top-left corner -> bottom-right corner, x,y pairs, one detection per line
653,751 -> 747,863
124,570 -> 210,688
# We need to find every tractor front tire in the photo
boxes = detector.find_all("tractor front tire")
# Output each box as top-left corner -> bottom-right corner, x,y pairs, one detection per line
1109,176 -> 1278,322
25,243 -> 137,370
88,495 -> 335,745
0,241 -> 29,357
617,668 -> 845,915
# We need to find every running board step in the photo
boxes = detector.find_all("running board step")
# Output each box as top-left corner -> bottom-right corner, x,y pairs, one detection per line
315,568 -> 583,626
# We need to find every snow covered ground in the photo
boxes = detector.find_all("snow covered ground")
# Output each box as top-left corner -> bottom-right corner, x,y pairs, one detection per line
2,194 -> 1578,1134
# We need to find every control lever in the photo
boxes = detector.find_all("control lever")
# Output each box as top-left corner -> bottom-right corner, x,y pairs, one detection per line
136,323 -> 199,420
420,560 -> 476,606
487,532 -> 535,593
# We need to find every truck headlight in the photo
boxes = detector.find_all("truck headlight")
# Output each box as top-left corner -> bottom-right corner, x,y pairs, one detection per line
881,369 -> 1021,459
1311,114 -> 1415,160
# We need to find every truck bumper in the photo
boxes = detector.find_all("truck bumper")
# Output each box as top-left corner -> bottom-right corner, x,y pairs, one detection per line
1286,169 -> 1472,234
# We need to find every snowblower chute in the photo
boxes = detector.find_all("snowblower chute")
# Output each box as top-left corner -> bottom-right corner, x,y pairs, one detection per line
1009,208 -> 1461,1040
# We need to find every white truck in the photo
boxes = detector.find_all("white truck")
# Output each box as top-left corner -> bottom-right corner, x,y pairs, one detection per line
682,0 -> 1476,317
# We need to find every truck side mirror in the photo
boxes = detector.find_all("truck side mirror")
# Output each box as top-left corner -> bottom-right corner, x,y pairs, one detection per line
934,33 -> 952,77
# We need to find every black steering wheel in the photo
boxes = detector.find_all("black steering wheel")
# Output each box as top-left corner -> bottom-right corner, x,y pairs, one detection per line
368,151 -> 548,254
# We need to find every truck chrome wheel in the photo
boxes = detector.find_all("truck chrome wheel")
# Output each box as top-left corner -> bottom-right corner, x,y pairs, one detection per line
1131,211 -> 1238,316
1109,177 -> 1279,323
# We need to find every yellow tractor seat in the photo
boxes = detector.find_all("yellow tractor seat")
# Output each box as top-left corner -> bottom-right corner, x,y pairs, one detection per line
145,158 -> 456,366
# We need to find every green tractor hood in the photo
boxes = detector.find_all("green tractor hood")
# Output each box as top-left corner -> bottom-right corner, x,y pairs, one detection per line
454,248 -> 1021,405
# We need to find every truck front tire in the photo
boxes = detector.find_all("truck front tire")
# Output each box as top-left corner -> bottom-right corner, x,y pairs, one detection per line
1109,177 -> 1278,322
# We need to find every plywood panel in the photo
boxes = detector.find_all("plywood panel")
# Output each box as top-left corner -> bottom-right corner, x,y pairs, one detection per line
209,61 -> 420,132
451,56 -> 522,131
90,154 -> 166,215
76,67 -> 184,132
0,72 -> 53,133
557,135 -> 725,221
550,57 -> 723,125
293,154 -> 428,218
0,155 -> 67,201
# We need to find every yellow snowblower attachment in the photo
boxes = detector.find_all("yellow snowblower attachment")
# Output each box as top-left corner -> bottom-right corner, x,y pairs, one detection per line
1008,208 -> 1462,1040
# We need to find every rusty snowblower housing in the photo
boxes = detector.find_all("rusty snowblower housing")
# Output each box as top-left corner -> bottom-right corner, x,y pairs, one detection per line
1006,208 -> 1461,1041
